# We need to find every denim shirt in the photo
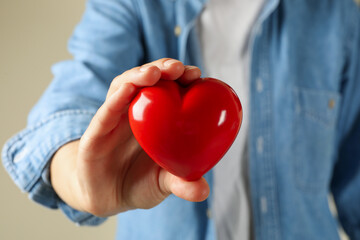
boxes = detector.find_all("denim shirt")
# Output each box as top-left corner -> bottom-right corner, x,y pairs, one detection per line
2,0 -> 360,239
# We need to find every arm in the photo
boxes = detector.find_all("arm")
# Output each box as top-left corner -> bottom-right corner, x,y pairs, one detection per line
330,9 -> 360,237
331,112 -> 360,239
2,0 -> 208,224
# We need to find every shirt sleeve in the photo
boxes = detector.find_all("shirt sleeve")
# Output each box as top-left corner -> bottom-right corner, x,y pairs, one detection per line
330,10 -> 360,239
2,0 -> 144,226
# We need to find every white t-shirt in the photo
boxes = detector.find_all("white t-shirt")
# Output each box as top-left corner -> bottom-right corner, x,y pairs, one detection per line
198,0 -> 264,239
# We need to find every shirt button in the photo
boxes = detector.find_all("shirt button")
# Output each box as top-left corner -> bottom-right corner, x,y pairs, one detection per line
174,25 -> 181,37
206,208 -> 212,218
256,77 -> 263,93
256,25 -> 263,36
328,99 -> 335,109
13,148 -> 29,163
257,136 -> 264,154
260,196 -> 268,214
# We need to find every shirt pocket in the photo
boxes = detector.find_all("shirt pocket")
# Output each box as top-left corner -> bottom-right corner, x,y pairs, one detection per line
292,87 -> 341,193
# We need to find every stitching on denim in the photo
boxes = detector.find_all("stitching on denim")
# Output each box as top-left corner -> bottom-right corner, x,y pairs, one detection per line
295,86 -> 340,96
293,87 -> 341,128
3,110 -> 95,190
302,110 -> 335,128
25,131 -> 86,192
257,18 -> 281,239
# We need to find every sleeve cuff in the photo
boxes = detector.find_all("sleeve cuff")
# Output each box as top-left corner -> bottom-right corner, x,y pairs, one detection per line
2,109 -> 107,226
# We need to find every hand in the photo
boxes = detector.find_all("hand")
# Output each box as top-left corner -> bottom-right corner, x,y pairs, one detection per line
50,58 -> 210,217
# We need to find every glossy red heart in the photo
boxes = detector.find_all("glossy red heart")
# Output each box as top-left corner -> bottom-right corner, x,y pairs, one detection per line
129,78 -> 242,181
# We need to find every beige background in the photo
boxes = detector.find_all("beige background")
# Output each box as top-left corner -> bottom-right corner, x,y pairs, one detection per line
0,1 -> 116,239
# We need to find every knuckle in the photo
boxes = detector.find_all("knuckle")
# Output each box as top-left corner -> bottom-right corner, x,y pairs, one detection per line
158,57 -> 172,62
94,114 -> 106,129
108,79 -> 119,95
111,69 -> 131,86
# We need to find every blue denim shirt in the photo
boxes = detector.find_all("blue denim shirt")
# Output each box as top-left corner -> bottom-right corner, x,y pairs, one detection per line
2,0 -> 360,239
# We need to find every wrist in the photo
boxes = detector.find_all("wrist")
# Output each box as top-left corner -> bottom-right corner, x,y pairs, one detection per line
50,140 -> 85,212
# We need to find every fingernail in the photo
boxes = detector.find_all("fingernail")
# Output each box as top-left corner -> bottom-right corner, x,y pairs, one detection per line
140,65 -> 152,72
164,59 -> 179,67
185,66 -> 198,70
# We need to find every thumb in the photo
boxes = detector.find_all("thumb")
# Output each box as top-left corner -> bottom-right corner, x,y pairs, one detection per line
158,169 -> 210,202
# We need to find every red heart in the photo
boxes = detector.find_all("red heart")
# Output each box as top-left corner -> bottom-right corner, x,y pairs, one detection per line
129,78 -> 242,181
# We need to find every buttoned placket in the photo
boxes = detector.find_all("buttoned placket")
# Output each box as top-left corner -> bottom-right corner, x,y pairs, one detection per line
250,18 -> 281,240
